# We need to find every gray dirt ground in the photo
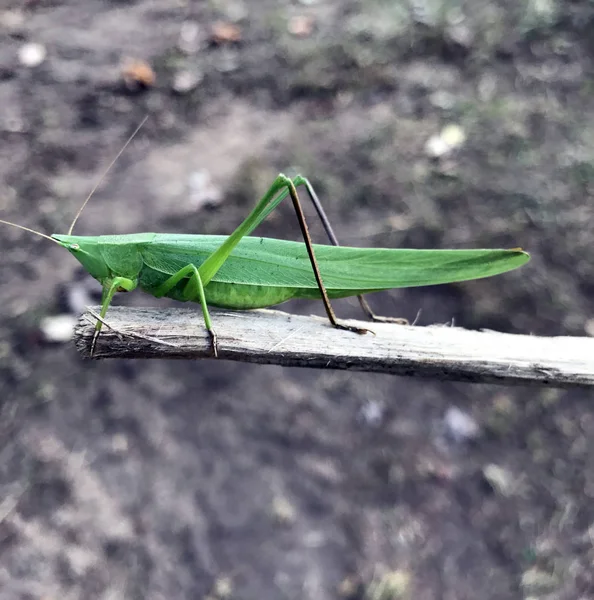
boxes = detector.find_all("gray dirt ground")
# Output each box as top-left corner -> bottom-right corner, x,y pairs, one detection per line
1,1 -> 594,599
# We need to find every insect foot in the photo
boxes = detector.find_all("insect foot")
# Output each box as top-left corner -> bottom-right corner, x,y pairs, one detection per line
334,323 -> 375,337
208,328 -> 219,358
369,315 -> 409,325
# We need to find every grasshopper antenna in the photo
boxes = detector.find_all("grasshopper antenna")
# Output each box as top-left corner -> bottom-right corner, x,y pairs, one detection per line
0,219 -> 62,245
67,115 -> 149,235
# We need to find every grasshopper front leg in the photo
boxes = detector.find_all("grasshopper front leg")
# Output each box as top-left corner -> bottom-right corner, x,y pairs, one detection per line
153,264 -> 218,357
92,276 -> 137,356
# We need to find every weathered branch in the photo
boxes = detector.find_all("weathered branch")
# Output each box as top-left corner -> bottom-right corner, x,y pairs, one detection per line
74,306 -> 594,388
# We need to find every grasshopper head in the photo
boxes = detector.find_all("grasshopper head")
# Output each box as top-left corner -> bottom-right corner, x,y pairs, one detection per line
52,234 -> 110,283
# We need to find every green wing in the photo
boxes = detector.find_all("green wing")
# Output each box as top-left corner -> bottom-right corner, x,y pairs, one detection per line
140,234 -> 529,294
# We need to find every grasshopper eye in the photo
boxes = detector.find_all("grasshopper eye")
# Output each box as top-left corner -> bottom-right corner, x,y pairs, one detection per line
69,243 -> 80,250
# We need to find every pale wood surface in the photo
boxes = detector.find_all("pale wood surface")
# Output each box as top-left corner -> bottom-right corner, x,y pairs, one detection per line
74,306 -> 594,388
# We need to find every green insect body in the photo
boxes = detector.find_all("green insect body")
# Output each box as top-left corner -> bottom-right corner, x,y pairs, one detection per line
53,232 -> 529,309
2,171 -> 530,357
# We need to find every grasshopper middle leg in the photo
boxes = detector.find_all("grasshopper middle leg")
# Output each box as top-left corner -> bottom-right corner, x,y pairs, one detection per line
154,264 -> 218,357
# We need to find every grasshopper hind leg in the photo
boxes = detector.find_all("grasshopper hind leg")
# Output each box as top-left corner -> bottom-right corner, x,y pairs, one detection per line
276,175 -> 375,337
332,321 -> 373,336
357,296 -> 409,325
296,176 -> 409,326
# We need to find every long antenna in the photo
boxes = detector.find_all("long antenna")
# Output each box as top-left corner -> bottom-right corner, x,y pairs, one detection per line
67,115 -> 148,235
0,218 -> 62,245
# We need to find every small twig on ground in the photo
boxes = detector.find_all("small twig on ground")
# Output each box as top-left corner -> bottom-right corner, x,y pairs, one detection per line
74,306 -> 594,388
84,307 -> 181,349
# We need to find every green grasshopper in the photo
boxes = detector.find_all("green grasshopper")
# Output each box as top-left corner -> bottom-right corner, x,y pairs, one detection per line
1,133 -> 529,358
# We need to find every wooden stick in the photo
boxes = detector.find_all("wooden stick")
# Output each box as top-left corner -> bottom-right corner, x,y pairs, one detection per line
74,306 -> 594,388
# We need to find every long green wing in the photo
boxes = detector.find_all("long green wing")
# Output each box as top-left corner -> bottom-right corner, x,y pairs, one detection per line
139,234 -> 529,293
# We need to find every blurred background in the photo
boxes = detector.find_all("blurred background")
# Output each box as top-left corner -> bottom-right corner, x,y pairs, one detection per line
1,1 -> 594,598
